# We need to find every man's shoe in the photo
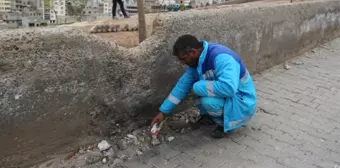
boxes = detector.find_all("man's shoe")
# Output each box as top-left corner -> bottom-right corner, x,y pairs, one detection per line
124,15 -> 130,18
211,125 -> 226,139
197,114 -> 215,125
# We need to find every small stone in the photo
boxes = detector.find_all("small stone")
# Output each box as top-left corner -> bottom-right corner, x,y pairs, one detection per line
158,134 -> 165,142
144,135 -> 151,143
132,129 -> 141,136
168,136 -> 174,142
283,63 -> 291,70
104,148 -> 115,159
112,158 -> 123,166
294,61 -> 304,65
117,152 -> 128,161
136,150 -> 143,156
180,116 -> 185,120
130,24 -> 138,31
172,116 -> 180,121
115,25 -> 120,32
84,151 -> 102,165
90,25 -> 99,33
181,128 -> 186,134
151,136 -> 160,146
127,134 -> 136,139
127,134 -> 139,145
98,140 -> 111,151
79,149 -> 85,154
137,135 -> 145,142
14,94 -> 22,100
123,24 -> 129,31
311,49 -> 316,53
118,139 -> 128,150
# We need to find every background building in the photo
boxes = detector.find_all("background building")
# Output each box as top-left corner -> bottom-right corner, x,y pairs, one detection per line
0,0 -> 11,12
50,0 -> 66,23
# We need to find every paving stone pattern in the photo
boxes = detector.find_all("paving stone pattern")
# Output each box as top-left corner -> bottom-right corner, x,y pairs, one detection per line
121,38 -> 340,168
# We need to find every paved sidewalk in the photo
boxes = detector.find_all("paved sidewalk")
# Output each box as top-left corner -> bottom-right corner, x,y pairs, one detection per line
121,38 -> 340,168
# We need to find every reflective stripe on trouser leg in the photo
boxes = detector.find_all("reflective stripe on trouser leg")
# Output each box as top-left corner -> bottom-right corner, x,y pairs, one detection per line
208,111 -> 224,126
200,97 -> 225,126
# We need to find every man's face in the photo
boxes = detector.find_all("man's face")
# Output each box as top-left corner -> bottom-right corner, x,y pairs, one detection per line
176,49 -> 200,67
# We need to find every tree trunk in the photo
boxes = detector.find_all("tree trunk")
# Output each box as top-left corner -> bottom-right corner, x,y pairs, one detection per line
137,0 -> 147,43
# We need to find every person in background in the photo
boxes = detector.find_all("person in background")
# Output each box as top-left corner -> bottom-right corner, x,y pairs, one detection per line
150,34 -> 257,139
180,0 -> 185,11
112,0 -> 129,19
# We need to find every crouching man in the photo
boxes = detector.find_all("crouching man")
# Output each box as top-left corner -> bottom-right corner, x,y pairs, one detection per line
150,34 -> 257,139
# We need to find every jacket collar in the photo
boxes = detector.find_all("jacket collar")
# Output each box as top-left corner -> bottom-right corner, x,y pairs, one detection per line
197,40 -> 209,78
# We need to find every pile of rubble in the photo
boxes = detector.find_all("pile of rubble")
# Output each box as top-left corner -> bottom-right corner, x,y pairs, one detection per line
90,24 -> 139,33
33,108 -> 201,168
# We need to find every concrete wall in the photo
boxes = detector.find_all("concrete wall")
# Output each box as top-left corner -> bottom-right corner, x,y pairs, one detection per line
1,0 -> 340,167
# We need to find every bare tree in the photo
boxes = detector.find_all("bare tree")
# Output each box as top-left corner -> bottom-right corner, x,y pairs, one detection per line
66,0 -> 88,21
136,0 -> 146,43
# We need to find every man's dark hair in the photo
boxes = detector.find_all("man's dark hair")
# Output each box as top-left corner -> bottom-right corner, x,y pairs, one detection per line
172,34 -> 202,56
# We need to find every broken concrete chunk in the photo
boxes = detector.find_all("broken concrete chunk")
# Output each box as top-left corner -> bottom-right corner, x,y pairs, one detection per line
109,24 -> 115,32
293,61 -> 304,65
98,140 -> 111,151
114,24 -> 120,32
104,148 -> 115,159
168,136 -> 174,142
84,151 -> 102,165
151,135 -> 160,146
117,139 -> 128,150
123,24 -> 129,31
136,150 -> 143,156
127,134 -> 139,145
116,151 -> 128,160
130,24 -> 138,31
158,134 -> 165,143
283,63 -> 291,70
90,25 -> 99,33
112,158 -> 123,166
137,134 -> 145,142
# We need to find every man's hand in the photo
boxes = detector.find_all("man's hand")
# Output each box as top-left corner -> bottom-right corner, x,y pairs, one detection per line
150,112 -> 165,128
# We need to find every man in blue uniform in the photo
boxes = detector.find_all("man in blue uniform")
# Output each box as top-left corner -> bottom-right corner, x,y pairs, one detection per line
151,34 -> 257,139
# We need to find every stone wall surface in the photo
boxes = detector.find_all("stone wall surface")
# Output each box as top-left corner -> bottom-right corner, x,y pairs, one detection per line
1,0 -> 340,167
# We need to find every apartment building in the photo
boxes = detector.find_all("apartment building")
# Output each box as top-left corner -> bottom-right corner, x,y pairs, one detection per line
103,0 -> 111,15
50,0 -> 66,15
50,0 -> 66,23
0,0 -> 11,12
